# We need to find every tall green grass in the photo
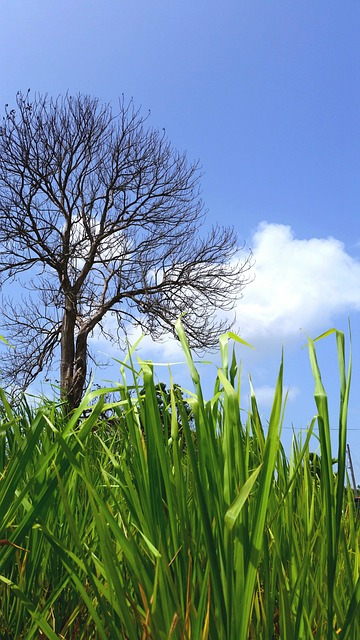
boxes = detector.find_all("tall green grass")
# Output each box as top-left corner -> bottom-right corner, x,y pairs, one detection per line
0,322 -> 359,638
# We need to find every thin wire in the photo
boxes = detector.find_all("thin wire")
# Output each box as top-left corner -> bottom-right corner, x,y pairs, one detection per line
281,426 -> 359,431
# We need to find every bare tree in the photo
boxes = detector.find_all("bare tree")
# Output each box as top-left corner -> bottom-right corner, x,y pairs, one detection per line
0,91 -> 251,409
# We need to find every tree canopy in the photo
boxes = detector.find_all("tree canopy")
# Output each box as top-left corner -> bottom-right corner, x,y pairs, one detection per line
0,91 -> 251,408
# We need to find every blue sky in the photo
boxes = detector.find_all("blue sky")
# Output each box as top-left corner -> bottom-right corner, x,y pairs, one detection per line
1,0 -> 360,478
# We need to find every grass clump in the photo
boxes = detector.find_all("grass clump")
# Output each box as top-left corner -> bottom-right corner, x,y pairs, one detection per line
0,321 -> 359,639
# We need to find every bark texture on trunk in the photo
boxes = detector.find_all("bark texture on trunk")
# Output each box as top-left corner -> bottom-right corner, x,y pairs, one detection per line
60,294 -> 77,410
69,330 -> 88,410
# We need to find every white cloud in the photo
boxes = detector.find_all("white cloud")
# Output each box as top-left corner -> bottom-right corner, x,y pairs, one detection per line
89,221 -> 360,363
236,222 -> 360,346
88,313 -> 184,362
124,324 -> 185,361
88,315 -> 194,391
249,383 -> 300,408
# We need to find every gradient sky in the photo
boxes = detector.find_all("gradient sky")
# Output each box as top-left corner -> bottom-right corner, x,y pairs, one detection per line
1,0 -> 360,477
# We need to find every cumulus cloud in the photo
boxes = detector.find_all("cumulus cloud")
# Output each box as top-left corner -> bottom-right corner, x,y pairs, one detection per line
88,313 -> 184,363
89,221 -> 360,363
249,383 -> 300,409
121,324 -> 185,361
236,222 -> 360,346
88,315 -> 195,391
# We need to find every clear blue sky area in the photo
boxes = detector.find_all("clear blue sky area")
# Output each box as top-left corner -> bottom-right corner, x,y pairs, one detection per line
1,1 -> 360,477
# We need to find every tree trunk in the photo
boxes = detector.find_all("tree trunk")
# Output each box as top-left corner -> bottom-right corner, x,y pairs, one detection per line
60,293 -> 77,409
69,330 -> 88,410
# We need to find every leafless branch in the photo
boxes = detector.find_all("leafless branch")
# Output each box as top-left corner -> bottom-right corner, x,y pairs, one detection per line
0,91 -> 252,407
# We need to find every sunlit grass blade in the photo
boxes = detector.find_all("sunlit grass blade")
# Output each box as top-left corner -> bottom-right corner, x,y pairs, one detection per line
0,323 -> 359,638
238,356 -> 284,639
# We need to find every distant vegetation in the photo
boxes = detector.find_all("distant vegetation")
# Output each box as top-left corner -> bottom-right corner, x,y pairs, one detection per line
0,320 -> 359,639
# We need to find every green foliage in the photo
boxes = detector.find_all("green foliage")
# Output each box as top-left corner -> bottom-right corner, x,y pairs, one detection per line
0,323 -> 359,638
